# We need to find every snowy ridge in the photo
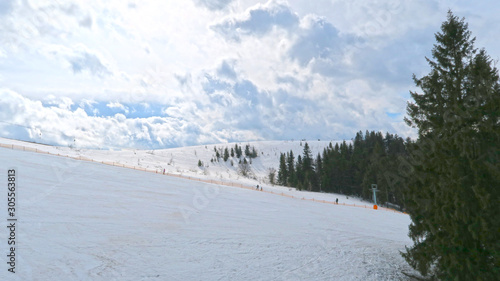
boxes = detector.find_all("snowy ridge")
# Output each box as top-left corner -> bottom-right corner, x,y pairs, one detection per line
0,137 -> 387,209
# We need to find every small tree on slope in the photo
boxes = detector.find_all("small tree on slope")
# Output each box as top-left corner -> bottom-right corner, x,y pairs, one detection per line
403,11 -> 500,280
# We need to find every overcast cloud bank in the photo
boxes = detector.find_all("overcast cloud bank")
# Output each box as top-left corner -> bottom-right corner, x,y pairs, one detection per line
1,0 -> 498,148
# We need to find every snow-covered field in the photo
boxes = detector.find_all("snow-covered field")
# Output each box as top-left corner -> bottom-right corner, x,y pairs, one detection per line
0,138 -> 415,280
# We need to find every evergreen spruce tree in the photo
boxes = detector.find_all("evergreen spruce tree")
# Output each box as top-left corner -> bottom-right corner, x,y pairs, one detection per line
277,153 -> 288,186
315,153 -> 322,192
403,11 -> 500,280
321,147 -> 333,193
287,150 -> 297,186
361,141 -> 385,200
296,155 -> 304,187
351,131 -> 366,195
245,144 -> 251,157
235,144 -> 242,158
302,142 -> 313,169
251,146 -> 258,158
302,142 -> 314,190
223,147 -> 229,162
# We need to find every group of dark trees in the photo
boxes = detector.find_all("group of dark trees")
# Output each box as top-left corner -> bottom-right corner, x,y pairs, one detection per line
208,144 -> 258,164
276,131 -> 409,208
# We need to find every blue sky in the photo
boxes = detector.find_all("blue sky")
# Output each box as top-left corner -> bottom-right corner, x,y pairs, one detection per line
0,0 -> 499,149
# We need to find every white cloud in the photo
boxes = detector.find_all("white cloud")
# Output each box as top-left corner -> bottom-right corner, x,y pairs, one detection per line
106,102 -> 129,114
0,89 -> 268,148
288,15 -> 358,68
43,95 -> 74,110
40,44 -> 112,77
212,1 -> 299,41
68,48 -> 111,77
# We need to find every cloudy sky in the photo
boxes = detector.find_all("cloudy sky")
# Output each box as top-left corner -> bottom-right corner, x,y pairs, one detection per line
0,0 -> 498,149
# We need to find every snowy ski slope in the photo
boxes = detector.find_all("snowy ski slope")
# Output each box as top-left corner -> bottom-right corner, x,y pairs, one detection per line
0,139 -> 416,280
0,138 -> 375,206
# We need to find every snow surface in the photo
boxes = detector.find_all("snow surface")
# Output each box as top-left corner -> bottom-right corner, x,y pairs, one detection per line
0,138 -> 416,280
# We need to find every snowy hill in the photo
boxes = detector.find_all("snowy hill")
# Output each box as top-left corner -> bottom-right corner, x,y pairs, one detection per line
1,138 -> 335,185
0,138 -> 368,205
0,138 -> 416,280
